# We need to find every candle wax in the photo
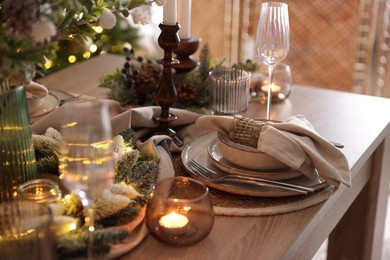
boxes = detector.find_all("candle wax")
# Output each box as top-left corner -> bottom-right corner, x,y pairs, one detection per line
159,212 -> 189,229
163,0 -> 177,26
179,0 -> 191,39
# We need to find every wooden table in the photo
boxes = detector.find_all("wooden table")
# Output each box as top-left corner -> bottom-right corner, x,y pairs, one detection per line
39,54 -> 390,259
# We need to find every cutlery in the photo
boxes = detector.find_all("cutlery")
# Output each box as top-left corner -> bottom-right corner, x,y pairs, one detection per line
187,160 -> 314,194
329,141 -> 344,149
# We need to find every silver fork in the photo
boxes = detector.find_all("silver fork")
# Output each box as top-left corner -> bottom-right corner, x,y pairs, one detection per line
187,159 -> 314,194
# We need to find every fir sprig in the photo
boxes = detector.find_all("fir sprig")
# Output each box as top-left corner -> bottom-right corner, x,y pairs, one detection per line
98,202 -> 140,226
33,127 -> 160,257
99,44 -> 259,109
0,0 -> 161,83
56,226 -> 128,258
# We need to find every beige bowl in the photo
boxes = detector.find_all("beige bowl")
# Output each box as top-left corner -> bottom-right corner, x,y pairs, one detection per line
25,81 -> 49,114
27,96 -> 45,114
217,133 -> 287,170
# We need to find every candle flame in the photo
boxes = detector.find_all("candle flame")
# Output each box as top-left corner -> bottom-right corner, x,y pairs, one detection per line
159,212 -> 188,229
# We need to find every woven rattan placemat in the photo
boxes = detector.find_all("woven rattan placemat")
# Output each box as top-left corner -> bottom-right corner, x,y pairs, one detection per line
173,156 -> 334,216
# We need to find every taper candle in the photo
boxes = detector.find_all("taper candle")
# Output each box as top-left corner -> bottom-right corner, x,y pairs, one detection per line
163,0 -> 177,25
179,0 -> 191,39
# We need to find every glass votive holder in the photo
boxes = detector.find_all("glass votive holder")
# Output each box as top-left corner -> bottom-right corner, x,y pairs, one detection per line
17,178 -> 62,204
145,176 -> 214,246
0,200 -> 55,260
251,63 -> 292,102
209,68 -> 251,115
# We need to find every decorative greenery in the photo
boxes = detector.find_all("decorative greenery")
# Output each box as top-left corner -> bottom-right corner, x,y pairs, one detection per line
99,44 -> 259,109
0,0 -> 165,85
32,127 -> 159,258
57,226 -> 128,257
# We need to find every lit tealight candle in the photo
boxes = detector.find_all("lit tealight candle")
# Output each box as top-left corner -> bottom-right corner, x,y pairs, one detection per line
17,179 -> 62,204
261,82 -> 282,97
159,212 -> 189,229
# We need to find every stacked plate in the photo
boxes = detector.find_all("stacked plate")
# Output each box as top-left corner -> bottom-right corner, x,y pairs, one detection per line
181,132 -> 327,197
29,92 -> 60,121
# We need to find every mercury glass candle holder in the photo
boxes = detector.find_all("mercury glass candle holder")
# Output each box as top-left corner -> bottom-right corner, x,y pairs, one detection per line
17,178 -> 62,205
145,176 -> 214,246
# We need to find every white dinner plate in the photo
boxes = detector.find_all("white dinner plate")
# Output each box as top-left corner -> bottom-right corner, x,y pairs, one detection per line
29,92 -> 60,119
181,132 -> 328,197
208,137 -> 301,180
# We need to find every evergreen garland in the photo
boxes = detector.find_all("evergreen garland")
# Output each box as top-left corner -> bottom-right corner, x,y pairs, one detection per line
99,44 -> 259,109
57,227 -> 129,258
33,127 -> 159,258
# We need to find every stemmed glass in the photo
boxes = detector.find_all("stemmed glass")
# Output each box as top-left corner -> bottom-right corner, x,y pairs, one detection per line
255,2 -> 290,120
58,100 -> 115,259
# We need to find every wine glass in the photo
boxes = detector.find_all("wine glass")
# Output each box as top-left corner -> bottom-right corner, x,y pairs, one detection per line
58,100 -> 115,259
255,2 -> 290,120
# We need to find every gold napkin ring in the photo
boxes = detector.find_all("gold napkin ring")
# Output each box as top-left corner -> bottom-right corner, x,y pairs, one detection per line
229,117 -> 264,148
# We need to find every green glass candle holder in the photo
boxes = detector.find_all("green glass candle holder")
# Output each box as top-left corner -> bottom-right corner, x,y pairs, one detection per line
0,86 -> 37,202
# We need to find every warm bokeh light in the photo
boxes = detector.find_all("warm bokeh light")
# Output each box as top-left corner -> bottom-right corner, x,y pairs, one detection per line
68,55 -> 77,63
89,44 -> 98,53
111,45 -> 120,52
83,51 -> 91,59
100,34 -> 109,42
92,25 -> 103,33
44,58 -> 53,69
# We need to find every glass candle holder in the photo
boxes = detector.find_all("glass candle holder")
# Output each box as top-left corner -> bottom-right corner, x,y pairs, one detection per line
145,176 -> 214,246
0,86 -> 37,202
251,63 -> 292,102
17,178 -> 62,204
209,68 -> 251,115
0,201 -> 55,260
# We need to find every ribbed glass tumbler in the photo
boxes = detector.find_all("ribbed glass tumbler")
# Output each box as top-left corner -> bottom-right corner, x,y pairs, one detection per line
209,68 -> 251,116
0,86 -> 37,202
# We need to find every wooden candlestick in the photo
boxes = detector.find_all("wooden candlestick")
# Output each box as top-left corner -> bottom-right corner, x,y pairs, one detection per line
173,36 -> 201,73
153,23 -> 183,147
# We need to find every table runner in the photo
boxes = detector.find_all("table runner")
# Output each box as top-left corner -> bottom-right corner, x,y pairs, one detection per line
173,156 -> 334,216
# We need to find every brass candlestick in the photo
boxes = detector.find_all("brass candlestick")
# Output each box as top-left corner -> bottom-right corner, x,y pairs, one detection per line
153,23 -> 183,147
173,36 -> 201,73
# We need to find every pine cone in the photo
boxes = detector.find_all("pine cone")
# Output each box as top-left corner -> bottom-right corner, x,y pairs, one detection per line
177,83 -> 197,104
134,63 -> 161,96
134,73 -> 157,96
2,0 -> 38,39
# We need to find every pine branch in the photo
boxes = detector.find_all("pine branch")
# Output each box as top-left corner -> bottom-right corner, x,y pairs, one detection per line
36,155 -> 59,175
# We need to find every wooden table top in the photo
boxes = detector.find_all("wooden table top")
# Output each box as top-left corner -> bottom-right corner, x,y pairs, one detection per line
38,54 -> 390,259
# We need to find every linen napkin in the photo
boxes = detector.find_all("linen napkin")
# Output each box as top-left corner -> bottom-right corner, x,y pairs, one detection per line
31,102 -> 204,180
195,115 -> 351,187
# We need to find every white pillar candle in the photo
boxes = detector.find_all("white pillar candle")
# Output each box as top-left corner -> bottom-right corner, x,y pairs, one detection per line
179,0 -> 192,39
163,0 -> 177,25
